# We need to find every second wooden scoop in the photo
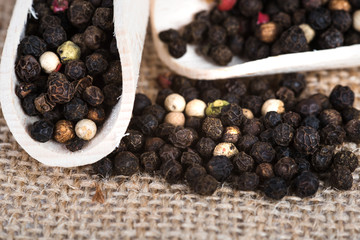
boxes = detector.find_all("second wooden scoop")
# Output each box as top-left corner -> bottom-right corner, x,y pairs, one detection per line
0,0 -> 149,167
151,0 -> 360,80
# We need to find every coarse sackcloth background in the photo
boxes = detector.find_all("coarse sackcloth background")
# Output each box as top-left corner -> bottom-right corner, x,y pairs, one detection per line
2,0 -> 360,239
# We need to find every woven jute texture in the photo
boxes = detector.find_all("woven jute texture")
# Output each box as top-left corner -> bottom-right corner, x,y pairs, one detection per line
2,1 -> 360,239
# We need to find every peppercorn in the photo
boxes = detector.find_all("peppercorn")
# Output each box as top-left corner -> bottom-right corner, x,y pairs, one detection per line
319,109 -> 342,127
311,145 -> 334,172
243,108 -> 255,120
136,114 -> 158,136
213,142 -> 239,158
15,55 -> 41,82
344,30 -> 360,45
232,151 -> 254,173
171,75 -> 192,91
91,7 -> 113,32
167,38 -> 187,58
206,155 -> 233,182
279,26 -> 309,53
263,177 -> 288,200
302,0 -> 322,10
276,87 -> 296,110
333,150 -> 358,172
164,93 -> 186,112
272,123 -> 294,147
250,142 -> 275,163
206,100 -> 230,117
273,12 -> 292,31
86,107 -> 105,124
210,7 -> 227,24
330,85 -> 355,110
242,99 -> 262,120
34,2 -> 51,19
82,86 -> 104,107
42,26 -> 67,49
295,98 -> 321,116
220,103 -> 244,127
292,171 -> 319,198
66,137 -> 86,152
178,87 -> 198,103
193,174 -> 218,195
161,159 -> 183,183
184,99 -> 206,118
72,75 -> 92,97
57,41 -> 81,63
142,105 -> 166,123
155,123 -> 175,141
71,33 -> 89,56
329,0 -> 352,11
201,88 -> 222,103
158,144 -> 181,162
345,119 -> 360,143
140,151 -> 161,173
256,163 -> 275,181
103,83 -> 122,106
331,11 -> 352,33
242,118 -> 264,136
223,16 -> 240,36
75,119 -> 97,140
342,107 -> 360,123
225,80 -> 247,95
299,24 -> 316,43
159,29 -> 181,43
19,35 -> 47,57
53,120 -> 75,143
113,151 -> 139,176
350,0 -> 360,7
235,172 -> 259,191
295,158 -> 311,173
270,40 -> 283,56
47,72 -> 74,104
64,60 -> 86,81
282,111 -> 302,128
202,117 -> 224,140
143,137 -> 164,152
302,115 -> 320,130
181,150 -> 203,168
164,112 -> 185,127
184,164 -> 207,187
169,127 -> 197,149
208,25 -> 227,45
261,99 -> 285,116
264,111 -> 282,129
318,27 -> 344,49
310,93 -> 332,110
102,60 -> 122,85
281,73 -> 306,96
244,36 -> 270,60
307,7 -> 331,31
186,21 -> 209,44
132,93 -> 152,116
34,93 -> 56,114
237,134 -> 259,153
256,22 -> 279,43
123,130 -> 144,152
293,126 -> 320,155
221,126 -> 240,143
330,166 -> 353,190
238,0 -> 263,17
274,157 -> 298,180
63,97 -> 88,121
15,82 -> 37,99
29,120 -> 54,143
85,53 -> 108,75
68,0 -> 95,28
210,44 -> 233,66
22,94 -> 38,116
92,157 -> 112,178
83,25 -> 105,50
196,137 -> 216,159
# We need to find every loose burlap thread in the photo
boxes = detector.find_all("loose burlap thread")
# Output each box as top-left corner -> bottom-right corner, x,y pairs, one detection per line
1,1 -> 360,239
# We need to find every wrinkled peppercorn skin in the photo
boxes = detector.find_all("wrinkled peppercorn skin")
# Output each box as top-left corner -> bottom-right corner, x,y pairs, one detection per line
48,72 -> 75,104
293,126 -> 320,155
206,156 -> 234,182
293,171 -> 319,198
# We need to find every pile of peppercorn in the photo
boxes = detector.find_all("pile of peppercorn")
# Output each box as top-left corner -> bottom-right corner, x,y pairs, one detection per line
159,0 -> 360,66
93,72 -> 360,199
15,0 -> 122,151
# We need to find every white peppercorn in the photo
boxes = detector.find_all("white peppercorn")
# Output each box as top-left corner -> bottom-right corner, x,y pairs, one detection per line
164,112 -> 185,126
261,99 -> 285,116
75,119 -> 97,140
164,93 -> 186,112
185,99 -> 206,118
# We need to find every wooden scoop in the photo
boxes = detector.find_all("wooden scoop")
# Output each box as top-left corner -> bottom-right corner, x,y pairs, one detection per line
0,0 -> 149,167
151,0 -> 360,80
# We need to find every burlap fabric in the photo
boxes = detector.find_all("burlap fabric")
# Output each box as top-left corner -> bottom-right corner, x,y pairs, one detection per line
2,1 -> 360,239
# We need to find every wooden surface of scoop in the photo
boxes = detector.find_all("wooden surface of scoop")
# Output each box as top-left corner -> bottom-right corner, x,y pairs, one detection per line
0,0 -> 149,167
151,0 -> 360,80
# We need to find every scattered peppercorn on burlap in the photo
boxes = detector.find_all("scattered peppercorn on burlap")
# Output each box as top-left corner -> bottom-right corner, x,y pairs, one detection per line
2,1 -> 360,239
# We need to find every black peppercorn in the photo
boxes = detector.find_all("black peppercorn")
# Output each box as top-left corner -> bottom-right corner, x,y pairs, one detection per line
345,119 -> 360,143
159,29 -> 181,43
273,12 -> 292,31
233,151 -> 254,173
92,7 -> 113,31
307,7 -> 331,31
201,88 -> 222,103
140,151 -> 161,173
143,105 -> 166,123
330,166 -> 353,190
183,21 -> 209,44
237,134 -> 259,153
123,130 -> 144,152
332,11 -> 352,33
158,144 -> 181,162
259,129 -> 274,143
225,79 -> 247,95
43,26 -> 67,48
208,25 -> 227,45
196,137 -> 216,159
185,116 -> 202,130
113,151 -> 139,176
309,93 -> 332,110
15,55 -> 41,82
318,27 -> 344,49
29,120 -> 54,143
220,103 -> 244,127
333,150 -> 358,172
202,117 -> 224,140
276,0 -> 299,13
241,95 -> 263,117
295,98 -> 321,116
87,107 -> 105,124
63,97 -> 88,121
103,60 -> 122,85
249,78 -> 269,95
82,86 -> 104,107
263,177 -> 288,200
133,93 -> 152,116
71,33 -> 89,55
273,123 -> 294,146
86,53 -> 108,75
16,82 -> 37,99
295,158 -> 311,173
311,145 -> 334,172
193,174 -> 218,195
281,73 -> 306,96
279,26 -> 309,53
47,72 -> 75,104
262,90 -> 276,102
320,123 -> 345,145
22,94 -> 38,116
238,0 -> 263,17
161,159 -> 183,183
276,87 -> 296,110
184,164 -> 207,187
210,45 -> 233,66
137,114 -> 159,136
93,157 -> 113,178
156,123 -> 176,140
181,150 -> 203,168
168,38 -> 187,58
223,16 -> 240,36
19,35 -> 47,57
302,115 -> 320,130
250,142 -> 276,163
292,171 -> 319,198
65,60 -> 86,80
178,87 -> 199,102
242,118 -> 264,136
68,0 -> 95,28
341,107 -> 360,123
244,36 -> 270,60
282,111 -> 302,128
329,85 -> 354,110
144,137 -> 165,152
235,172 -> 259,191
34,93 -> 56,114
66,137 -> 86,152
319,109 -> 342,127
210,7 -> 227,24
293,126 -> 320,155
83,25 -> 105,50
169,127 -> 197,149
264,111 -> 282,128
274,157 -> 298,180
256,163 -> 275,181
206,155 -> 233,182
345,30 -> 360,45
